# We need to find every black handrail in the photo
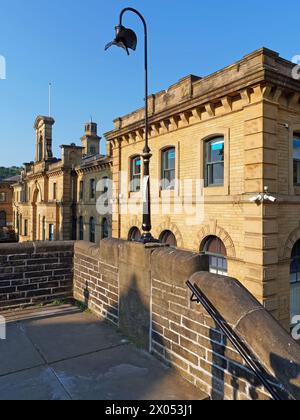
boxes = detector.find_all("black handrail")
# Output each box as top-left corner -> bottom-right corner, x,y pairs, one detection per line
187,280 -> 287,401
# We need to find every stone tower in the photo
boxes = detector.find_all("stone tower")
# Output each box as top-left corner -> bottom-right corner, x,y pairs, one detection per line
81,121 -> 101,157
34,116 -> 55,162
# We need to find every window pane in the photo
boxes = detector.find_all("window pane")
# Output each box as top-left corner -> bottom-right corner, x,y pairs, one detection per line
293,137 -> 300,160
163,148 -> 175,171
134,158 -> 141,175
211,141 -> 224,163
205,138 -> 224,187
294,161 -> 300,185
212,163 -> 224,185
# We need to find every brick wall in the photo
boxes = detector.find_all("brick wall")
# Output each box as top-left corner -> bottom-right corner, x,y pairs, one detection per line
0,242 -> 74,310
73,239 -> 300,401
73,240 -> 119,325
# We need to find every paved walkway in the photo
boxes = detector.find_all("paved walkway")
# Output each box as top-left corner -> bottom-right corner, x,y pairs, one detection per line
0,305 -> 207,400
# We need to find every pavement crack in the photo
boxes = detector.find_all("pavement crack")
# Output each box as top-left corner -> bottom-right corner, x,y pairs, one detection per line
49,342 -> 129,367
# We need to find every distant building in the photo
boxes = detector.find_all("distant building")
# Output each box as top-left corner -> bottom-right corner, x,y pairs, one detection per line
75,122 -> 112,243
12,117 -> 112,243
0,177 -> 16,242
105,48 -> 300,329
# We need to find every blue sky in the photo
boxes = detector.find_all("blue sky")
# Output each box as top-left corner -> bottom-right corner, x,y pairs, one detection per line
0,0 -> 299,166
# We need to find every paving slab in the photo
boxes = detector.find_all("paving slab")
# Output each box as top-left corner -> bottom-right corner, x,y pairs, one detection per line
22,311 -> 127,363
0,323 -> 44,376
0,306 -> 208,401
52,344 -> 205,400
0,366 -> 70,400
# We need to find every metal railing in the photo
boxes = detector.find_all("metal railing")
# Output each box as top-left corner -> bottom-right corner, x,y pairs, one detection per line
187,280 -> 286,401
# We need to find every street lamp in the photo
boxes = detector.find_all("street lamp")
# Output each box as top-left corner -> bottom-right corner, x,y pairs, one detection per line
105,7 -> 158,244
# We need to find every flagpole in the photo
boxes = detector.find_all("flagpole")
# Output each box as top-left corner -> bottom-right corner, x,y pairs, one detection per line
48,83 -> 52,117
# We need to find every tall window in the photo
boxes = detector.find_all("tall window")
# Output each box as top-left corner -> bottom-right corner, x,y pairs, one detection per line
38,138 -> 43,161
53,183 -> 57,200
0,193 -> 6,202
42,217 -> 46,241
79,181 -> 84,200
89,217 -> 96,243
293,134 -> 300,186
290,240 -> 300,325
79,217 -> 84,240
202,236 -> 228,276
101,218 -> 109,239
102,177 -> 109,194
24,220 -> 28,237
205,137 -> 225,187
130,156 -> 141,192
89,146 -> 96,155
159,230 -> 177,247
128,227 -> 141,242
49,224 -> 54,241
90,179 -> 96,200
162,148 -> 176,190
0,211 -> 6,228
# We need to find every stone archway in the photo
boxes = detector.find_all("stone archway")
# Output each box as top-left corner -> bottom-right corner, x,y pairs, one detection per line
194,221 -> 236,259
124,216 -> 142,241
153,218 -> 184,249
281,226 -> 300,260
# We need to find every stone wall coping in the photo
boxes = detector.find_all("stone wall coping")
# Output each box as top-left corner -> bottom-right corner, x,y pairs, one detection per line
151,247 -> 209,287
74,239 -> 126,266
190,271 -> 300,400
0,241 -> 75,255
74,241 -> 100,259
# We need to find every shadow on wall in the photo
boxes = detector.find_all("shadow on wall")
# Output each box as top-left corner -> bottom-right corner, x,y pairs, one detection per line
75,240 -> 300,401
270,353 -> 300,400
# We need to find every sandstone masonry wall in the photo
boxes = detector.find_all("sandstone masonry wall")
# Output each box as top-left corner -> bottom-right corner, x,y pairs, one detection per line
73,239 -> 300,401
0,242 -> 74,310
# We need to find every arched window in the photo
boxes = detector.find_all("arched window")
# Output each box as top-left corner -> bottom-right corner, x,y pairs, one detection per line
159,230 -> 177,247
290,240 -> 300,324
90,179 -> 96,200
205,137 -> 225,187
161,148 -> 176,190
38,137 -> 43,161
201,236 -> 228,276
293,134 -> 300,186
79,217 -> 84,241
89,217 -> 96,243
102,218 -> 109,239
0,211 -> 6,228
128,227 -> 141,242
130,156 -> 141,192
102,177 -> 109,194
42,217 -> 46,241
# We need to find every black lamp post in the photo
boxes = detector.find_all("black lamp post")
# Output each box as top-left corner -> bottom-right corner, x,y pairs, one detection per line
105,7 -> 158,244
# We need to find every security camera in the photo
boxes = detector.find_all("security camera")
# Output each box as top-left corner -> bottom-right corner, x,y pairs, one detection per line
279,123 -> 289,129
249,187 -> 277,204
265,195 -> 277,203
249,194 -> 262,203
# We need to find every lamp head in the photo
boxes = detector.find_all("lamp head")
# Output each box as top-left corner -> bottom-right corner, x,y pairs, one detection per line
105,25 -> 137,56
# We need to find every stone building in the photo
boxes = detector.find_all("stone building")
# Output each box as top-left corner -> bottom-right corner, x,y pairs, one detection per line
105,48 -> 300,328
13,117 -> 112,244
0,177 -> 16,241
75,121 -> 112,243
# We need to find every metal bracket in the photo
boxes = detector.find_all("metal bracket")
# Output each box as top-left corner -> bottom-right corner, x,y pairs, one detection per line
190,293 -> 200,304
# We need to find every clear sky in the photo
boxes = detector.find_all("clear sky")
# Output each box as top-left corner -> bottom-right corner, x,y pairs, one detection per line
0,0 -> 300,166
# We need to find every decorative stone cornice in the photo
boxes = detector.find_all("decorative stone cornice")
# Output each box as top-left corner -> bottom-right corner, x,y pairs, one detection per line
105,48 -> 300,146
